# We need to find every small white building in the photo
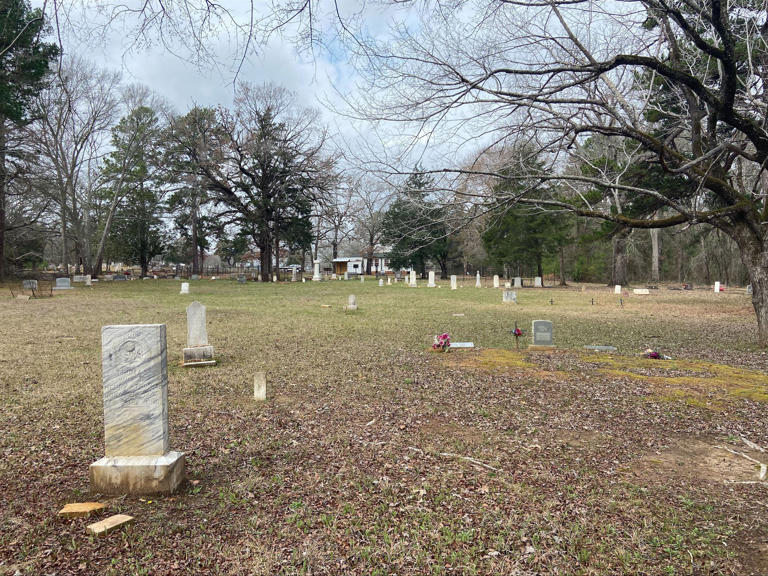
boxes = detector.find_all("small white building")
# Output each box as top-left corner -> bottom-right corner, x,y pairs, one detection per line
333,254 -> 395,276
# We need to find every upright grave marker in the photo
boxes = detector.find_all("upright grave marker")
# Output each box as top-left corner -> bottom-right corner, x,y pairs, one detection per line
514,277 -> 522,288
530,320 -> 554,349
534,276 -> 543,288
254,372 -> 267,401
428,271 -> 436,287
493,275 -> 499,288
614,285 -> 621,294
54,277 -> 72,290
714,281 -> 721,293
503,290 -> 517,304
312,260 -> 322,281
183,301 -> 216,366
409,270 -> 417,287
450,275 -> 457,290
475,272 -> 481,287
379,278 -> 384,287
90,324 -> 185,494
180,282 -> 189,294
346,294 -> 358,311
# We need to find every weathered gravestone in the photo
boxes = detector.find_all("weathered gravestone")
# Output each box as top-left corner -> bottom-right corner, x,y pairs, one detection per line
292,268 -> 298,282
53,277 -> 72,290
346,294 -> 358,311
614,284 -> 621,294
409,270 -> 417,287
113,274 -> 127,281
503,290 -> 517,304
714,281 -> 721,293
450,275 -> 457,290
254,372 -> 267,401
190,274 -> 200,280
312,260 -> 322,281
514,277 -> 522,288
747,284 -> 753,295
493,275 -> 499,288
633,288 -> 650,295
183,301 -> 216,366
387,277 -> 391,285
534,276 -> 543,288
360,275 -> 365,283
22,279 -> 38,291
475,272 -> 481,288
90,324 -> 185,494
85,275 -> 92,286
505,282 -> 511,288
530,320 -> 554,349
237,275 -> 247,284
73,275 -> 85,283
180,282 -> 190,294
344,272 -> 349,280
428,271 -> 436,287
379,278 -> 384,287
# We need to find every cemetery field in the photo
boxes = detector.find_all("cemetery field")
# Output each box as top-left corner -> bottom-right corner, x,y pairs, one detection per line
1,278 -> 768,576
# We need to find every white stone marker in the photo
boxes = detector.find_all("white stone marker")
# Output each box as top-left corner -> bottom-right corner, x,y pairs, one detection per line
361,275 -> 365,283
387,277 -> 391,285
633,288 -> 650,295
346,294 -> 358,311
475,272 -> 481,287
272,275 -> 277,283
344,272 -> 349,280
514,277 -> 522,288
254,372 -> 267,401
505,282 -> 511,288
180,282 -> 189,294
292,268 -> 297,282
183,301 -> 216,366
503,290 -> 517,303
614,284 -> 621,294
450,275 -> 457,290
312,260 -> 321,282
54,277 -> 72,290
85,275 -> 92,286
493,275 -> 500,288
714,281 -> 721,293
428,271 -> 436,287
534,276 -> 543,287
90,324 -> 185,494
302,277 -> 306,283
379,278 -> 384,287
409,270 -> 417,287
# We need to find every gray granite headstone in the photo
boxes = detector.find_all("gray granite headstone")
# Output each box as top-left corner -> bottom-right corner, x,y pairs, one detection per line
101,324 -> 169,457
237,275 -> 247,284
187,302 -> 209,347
514,277 -> 522,288
22,279 -> 38,290
191,274 -> 200,280
73,275 -> 85,283
532,320 -> 553,347
747,284 -> 753,295
54,277 -> 72,290
347,294 -> 358,311
114,274 -> 127,281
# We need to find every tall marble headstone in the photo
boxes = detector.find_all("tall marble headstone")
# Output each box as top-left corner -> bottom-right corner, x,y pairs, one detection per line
387,277 -> 391,285
534,276 -> 543,288
428,271 -> 436,287
90,324 -> 185,494
450,275 -> 457,290
493,275 -> 499,288
85,275 -> 92,286
503,290 -> 517,304
312,260 -> 322,281
292,268 -> 297,282
714,281 -> 721,293
475,272 -> 481,288
183,301 -> 216,366
409,270 -> 417,287
531,320 -> 554,348
514,277 -> 522,288
180,282 -> 189,294
614,284 -> 621,294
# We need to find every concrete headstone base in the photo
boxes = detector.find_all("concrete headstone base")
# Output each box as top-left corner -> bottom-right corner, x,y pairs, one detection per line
182,345 -> 216,366
90,451 -> 185,495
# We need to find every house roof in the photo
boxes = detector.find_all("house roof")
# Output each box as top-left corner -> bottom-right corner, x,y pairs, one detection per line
332,257 -> 362,262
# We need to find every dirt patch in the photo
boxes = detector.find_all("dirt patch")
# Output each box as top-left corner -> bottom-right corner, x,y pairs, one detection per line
553,429 -> 608,449
629,438 -> 766,485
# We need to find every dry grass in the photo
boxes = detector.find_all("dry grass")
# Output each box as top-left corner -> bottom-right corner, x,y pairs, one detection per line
1,279 -> 767,575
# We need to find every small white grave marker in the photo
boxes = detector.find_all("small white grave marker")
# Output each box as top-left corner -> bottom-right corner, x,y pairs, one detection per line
254,372 -> 266,401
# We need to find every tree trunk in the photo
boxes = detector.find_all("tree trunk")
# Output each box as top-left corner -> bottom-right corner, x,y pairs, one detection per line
650,228 -> 660,283
365,243 -> 373,275
536,254 -> 543,281
558,246 -> 567,286
700,236 -> 711,286
191,211 -> 199,275
92,190 -> 125,279
610,228 -> 630,285
274,231 -> 280,281
733,227 -> 768,346
0,120 -> 6,281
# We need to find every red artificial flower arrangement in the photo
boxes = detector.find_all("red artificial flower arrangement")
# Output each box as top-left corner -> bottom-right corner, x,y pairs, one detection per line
432,333 -> 451,351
